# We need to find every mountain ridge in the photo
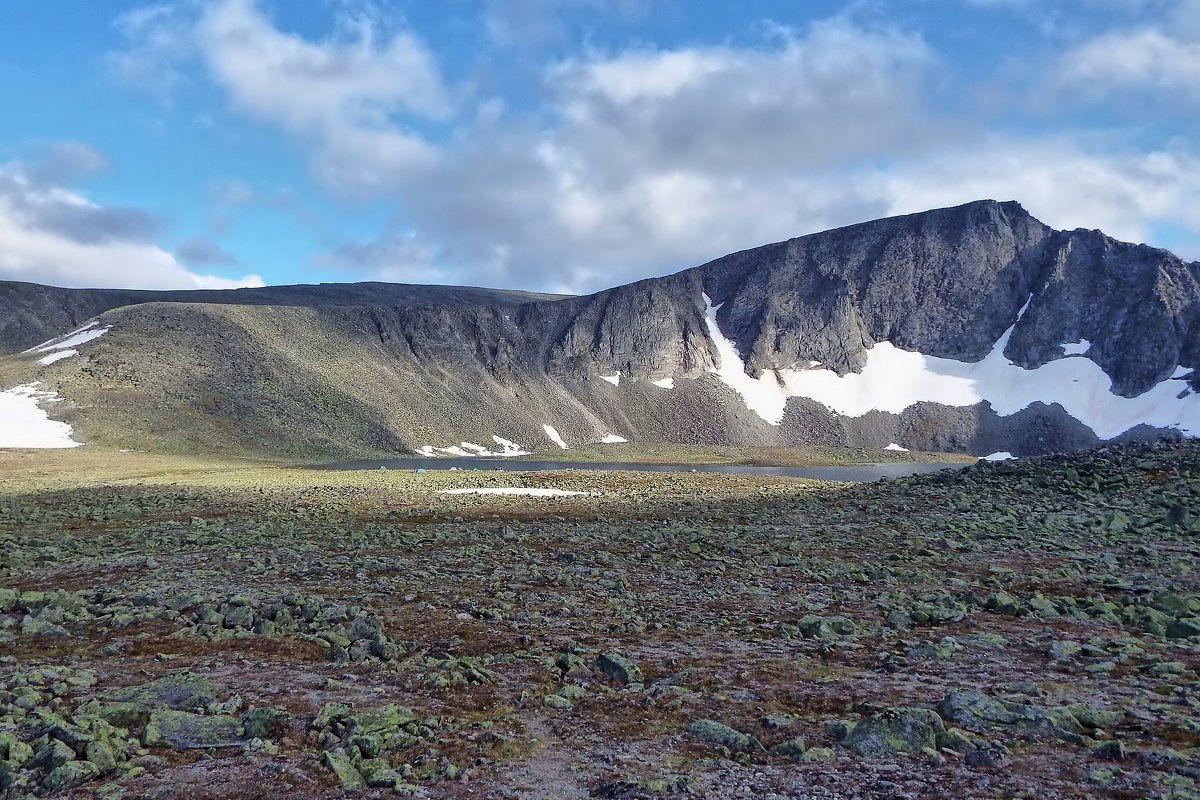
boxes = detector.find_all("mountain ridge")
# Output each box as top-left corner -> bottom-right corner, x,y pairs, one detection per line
2,199 -> 1197,458
0,280 -> 566,356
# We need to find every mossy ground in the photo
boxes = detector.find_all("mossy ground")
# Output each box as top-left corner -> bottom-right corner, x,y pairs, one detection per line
0,442 -> 1197,799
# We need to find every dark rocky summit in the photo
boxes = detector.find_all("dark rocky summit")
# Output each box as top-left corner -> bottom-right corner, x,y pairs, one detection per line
3,200 -> 1197,458
0,281 -> 560,356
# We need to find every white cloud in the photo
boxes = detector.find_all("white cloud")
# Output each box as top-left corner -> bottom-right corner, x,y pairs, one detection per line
1059,28 -> 1200,100
329,16 -> 1200,290
113,0 -> 452,195
366,20 -> 942,291
111,3 -> 1200,293
109,3 -> 195,96
193,0 -> 449,195
1052,0 -> 1200,100
549,21 -> 936,174
0,159 -> 263,290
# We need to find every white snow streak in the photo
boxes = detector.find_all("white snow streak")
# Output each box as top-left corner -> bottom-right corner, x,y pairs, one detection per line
598,373 -> 621,386
37,350 -> 78,366
543,424 -> 569,449
650,377 -> 675,389
0,384 -> 81,448
701,294 -> 1199,439
27,323 -> 110,355
415,435 -> 530,458
600,434 -> 628,444
438,488 -> 591,497
885,443 -> 909,452
984,452 -> 1016,461
491,435 -> 526,454
703,295 -> 793,425
1061,340 -> 1091,356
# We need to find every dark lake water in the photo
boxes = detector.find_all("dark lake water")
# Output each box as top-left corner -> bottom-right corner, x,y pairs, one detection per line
316,458 -> 963,482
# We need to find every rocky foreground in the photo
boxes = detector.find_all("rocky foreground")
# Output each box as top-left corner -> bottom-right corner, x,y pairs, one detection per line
0,443 -> 1198,799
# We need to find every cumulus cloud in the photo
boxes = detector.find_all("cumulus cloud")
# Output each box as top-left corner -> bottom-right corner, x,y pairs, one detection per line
0,155 -> 263,290
111,1 -> 1200,292
117,0 -> 452,196
1059,29 -> 1200,101
322,17 -> 1200,289
1053,0 -> 1200,101
378,20 -> 944,291
873,139 -> 1200,256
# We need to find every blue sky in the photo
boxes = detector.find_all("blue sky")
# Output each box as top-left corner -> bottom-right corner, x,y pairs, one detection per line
1,0 -> 1198,293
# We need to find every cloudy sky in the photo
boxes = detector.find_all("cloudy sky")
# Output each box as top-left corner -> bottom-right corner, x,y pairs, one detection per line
1,0 -> 1198,294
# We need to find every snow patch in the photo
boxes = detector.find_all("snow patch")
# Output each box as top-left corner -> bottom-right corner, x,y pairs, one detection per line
984,452 -> 1016,461
438,488 -> 591,497
703,295 -> 792,424
27,322 -> 110,355
1061,340 -> 1091,356
885,443 -> 909,452
543,425 -> 569,449
37,350 -> 78,366
598,373 -> 621,386
650,377 -> 675,389
701,294 -> 1200,439
0,384 -> 81,448
415,435 -> 530,458
600,434 -> 628,444
491,435 -> 526,454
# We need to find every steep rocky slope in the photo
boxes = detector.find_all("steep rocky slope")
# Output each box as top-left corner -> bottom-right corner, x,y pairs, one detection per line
3,200 -> 1197,458
0,280 -> 562,356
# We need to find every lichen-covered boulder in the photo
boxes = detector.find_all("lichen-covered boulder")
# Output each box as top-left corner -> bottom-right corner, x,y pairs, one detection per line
312,702 -> 351,731
938,690 -> 1018,731
770,736 -> 807,760
104,671 -> 218,713
939,690 -> 1089,742
843,708 -> 944,757
596,652 -> 644,686
241,707 -> 290,739
41,760 -> 99,792
346,704 -> 416,736
142,709 -> 243,750
321,750 -> 364,790
687,720 -> 766,754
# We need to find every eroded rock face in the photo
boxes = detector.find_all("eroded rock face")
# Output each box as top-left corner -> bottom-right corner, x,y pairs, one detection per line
569,200 -> 1198,399
704,200 -> 1055,376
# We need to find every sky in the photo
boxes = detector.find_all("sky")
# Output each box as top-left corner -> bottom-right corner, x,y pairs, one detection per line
1,0 -> 1198,295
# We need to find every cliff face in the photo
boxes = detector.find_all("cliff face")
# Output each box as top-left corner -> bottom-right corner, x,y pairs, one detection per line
4,200 -> 1197,458
0,280 -> 562,355
703,200 -> 1055,374
534,200 -> 1197,398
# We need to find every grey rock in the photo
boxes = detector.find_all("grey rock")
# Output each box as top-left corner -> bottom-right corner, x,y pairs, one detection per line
596,652 -> 644,686
141,709 -> 243,750
843,708 -> 945,757
687,719 -> 766,754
